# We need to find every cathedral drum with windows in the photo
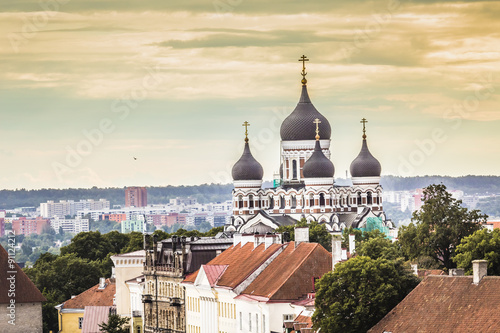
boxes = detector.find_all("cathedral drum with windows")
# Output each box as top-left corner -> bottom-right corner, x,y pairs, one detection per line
225,56 -> 393,234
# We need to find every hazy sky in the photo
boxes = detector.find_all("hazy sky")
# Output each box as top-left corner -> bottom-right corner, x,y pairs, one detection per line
1,0 -> 499,189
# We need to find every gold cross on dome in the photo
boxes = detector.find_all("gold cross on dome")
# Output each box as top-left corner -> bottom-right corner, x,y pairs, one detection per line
298,55 -> 309,85
361,118 -> 368,139
243,121 -> 250,142
314,118 -> 321,140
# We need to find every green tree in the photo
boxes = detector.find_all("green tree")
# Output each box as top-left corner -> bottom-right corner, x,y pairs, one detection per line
121,232 -> 144,253
454,228 -> 500,275
398,184 -> 487,270
60,231 -> 114,261
356,236 -> 401,261
99,313 -> 130,333
204,226 -> 224,237
24,253 -> 103,332
276,218 -> 332,251
103,231 -> 130,254
313,256 -> 419,333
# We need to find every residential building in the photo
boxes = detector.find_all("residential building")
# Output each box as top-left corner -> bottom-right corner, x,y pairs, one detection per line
12,217 -> 50,235
110,251 -> 146,320
121,218 -> 145,233
0,245 -> 46,333
182,232 -> 332,333
126,276 -> 145,333
50,217 -> 89,234
485,221 -> 500,231
369,260 -> 500,332
100,213 -> 128,223
55,278 -> 116,333
143,234 -> 234,333
40,199 -> 110,218
125,187 -> 148,207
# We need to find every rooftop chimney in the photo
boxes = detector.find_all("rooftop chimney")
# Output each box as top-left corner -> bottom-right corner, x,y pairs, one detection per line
473,260 -> 488,284
332,237 -> 342,270
348,234 -> 356,254
295,227 -> 309,248
411,264 -> 418,276
98,277 -> 106,289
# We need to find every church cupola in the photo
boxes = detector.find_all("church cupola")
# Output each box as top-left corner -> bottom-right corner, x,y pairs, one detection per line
350,118 -> 381,185
232,121 -> 264,188
280,56 -> 331,142
302,119 -> 334,185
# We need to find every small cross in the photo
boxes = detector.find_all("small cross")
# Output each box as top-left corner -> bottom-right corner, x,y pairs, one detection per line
243,121 -> 250,142
361,118 -> 368,138
298,55 -> 309,84
314,118 -> 321,140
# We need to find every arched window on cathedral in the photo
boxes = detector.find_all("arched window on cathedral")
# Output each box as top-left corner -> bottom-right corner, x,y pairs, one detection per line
280,195 -> 285,209
346,195 -> 350,207
291,195 -> 297,209
357,192 -> 362,205
238,195 -> 243,209
268,196 -> 274,209
249,195 -> 254,209
319,193 -> 326,207
292,160 -> 298,180
367,192 -> 372,205
309,194 -> 314,207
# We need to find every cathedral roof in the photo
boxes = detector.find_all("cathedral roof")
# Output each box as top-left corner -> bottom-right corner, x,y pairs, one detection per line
350,138 -> 381,178
280,85 -> 331,141
232,142 -> 264,181
303,139 -> 335,178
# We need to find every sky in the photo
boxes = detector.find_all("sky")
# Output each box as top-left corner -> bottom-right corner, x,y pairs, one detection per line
1,0 -> 499,190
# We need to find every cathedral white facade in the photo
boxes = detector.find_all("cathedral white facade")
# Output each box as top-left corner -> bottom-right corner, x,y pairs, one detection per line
225,58 -> 393,234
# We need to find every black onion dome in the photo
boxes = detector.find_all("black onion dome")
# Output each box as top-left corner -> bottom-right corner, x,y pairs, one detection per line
350,139 -> 381,177
303,140 -> 335,178
232,142 -> 264,181
280,85 -> 331,141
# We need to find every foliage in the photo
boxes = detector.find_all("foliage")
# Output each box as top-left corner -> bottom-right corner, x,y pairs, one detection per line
99,313 -> 130,333
398,184 -> 487,270
454,228 -> 500,275
276,218 -> 332,251
313,256 -> 419,333
204,226 -> 224,237
24,253 -> 103,333
60,231 -> 114,262
476,196 -> 500,218
90,220 -> 121,233
120,232 -> 143,253
356,235 -> 401,261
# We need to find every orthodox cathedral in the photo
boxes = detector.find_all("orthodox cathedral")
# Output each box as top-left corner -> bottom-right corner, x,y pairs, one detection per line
225,56 -> 393,234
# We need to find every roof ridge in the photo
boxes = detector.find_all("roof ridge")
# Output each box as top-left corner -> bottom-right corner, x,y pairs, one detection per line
265,242 -> 318,298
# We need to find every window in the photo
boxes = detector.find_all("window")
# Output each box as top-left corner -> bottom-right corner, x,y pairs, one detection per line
78,317 -> 84,329
292,160 -> 298,179
319,193 -> 325,207
255,314 -> 259,332
309,194 -> 314,207
367,192 -> 372,205
249,313 -> 252,331
238,196 -> 243,209
240,312 -> 242,330
249,195 -> 254,209
263,314 -> 266,332
291,195 -> 296,209
283,314 -> 294,321
280,196 -> 285,209
357,192 -> 362,205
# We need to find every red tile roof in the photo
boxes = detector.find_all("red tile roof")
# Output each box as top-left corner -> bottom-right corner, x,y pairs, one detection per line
0,245 -> 46,304
183,242 -> 283,288
61,279 -> 115,309
417,269 -> 445,278
242,242 -> 332,301
369,275 -> 500,333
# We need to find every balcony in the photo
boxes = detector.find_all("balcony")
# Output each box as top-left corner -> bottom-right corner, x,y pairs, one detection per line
142,295 -> 153,303
132,310 -> 143,317
169,297 -> 183,306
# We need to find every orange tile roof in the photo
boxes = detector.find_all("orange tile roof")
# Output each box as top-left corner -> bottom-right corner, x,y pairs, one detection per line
183,242 -> 283,288
242,242 -> 332,301
202,264 -> 228,287
61,279 -> 115,309
0,245 -> 46,304
369,275 -> 500,333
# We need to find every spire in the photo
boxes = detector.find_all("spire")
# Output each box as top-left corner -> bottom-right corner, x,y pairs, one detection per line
242,121 -> 250,143
298,55 -> 309,86
361,118 -> 368,139
314,118 -> 321,141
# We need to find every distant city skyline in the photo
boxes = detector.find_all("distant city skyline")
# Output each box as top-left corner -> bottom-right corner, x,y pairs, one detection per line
1,0 -> 499,190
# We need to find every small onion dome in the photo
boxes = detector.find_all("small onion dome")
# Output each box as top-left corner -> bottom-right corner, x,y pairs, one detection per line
350,138 -> 381,177
303,140 -> 335,178
232,142 -> 264,181
280,85 -> 331,141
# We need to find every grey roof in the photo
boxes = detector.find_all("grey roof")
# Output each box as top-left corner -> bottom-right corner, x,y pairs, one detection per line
350,138 -> 381,177
303,140 -> 335,178
232,142 -> 264,181
280,85 -> 331,141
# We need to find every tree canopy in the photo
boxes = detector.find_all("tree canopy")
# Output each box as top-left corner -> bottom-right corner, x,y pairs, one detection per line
99,313 -> 130,333
313,256 -> 419,333
454,228 -> 500,275
398,184 -> 487,270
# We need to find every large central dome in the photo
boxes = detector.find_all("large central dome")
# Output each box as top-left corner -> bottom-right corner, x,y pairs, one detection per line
280,85 -> 331,141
